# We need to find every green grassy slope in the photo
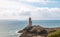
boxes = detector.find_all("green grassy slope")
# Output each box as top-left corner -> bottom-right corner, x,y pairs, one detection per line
47,29 -> 60,37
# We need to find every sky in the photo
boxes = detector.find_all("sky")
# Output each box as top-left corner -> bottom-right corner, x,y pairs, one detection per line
0,0 -> 60,20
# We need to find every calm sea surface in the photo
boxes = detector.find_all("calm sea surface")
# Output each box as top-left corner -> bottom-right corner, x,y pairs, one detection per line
0,20 -> 60,37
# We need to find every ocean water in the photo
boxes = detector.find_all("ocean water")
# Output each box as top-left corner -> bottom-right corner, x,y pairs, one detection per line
0,20 -> 60,37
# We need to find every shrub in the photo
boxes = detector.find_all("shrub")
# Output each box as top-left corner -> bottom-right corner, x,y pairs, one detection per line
47,29 -> 60,37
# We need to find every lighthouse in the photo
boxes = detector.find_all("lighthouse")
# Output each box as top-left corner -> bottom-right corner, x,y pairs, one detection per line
28,17 -> 32,27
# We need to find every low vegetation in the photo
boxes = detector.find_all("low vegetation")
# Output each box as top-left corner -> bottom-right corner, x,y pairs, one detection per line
47,29 -> 60,37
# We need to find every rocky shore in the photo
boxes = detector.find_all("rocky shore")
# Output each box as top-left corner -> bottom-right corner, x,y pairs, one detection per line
18,17 -> 60,37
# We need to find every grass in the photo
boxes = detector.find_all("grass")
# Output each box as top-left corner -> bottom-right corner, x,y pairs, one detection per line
47,29 -> 60,37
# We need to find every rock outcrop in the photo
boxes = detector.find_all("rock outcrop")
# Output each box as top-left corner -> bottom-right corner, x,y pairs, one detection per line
18,17 -> 60,37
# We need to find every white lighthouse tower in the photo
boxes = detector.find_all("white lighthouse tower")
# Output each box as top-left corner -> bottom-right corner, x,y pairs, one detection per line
28,17 -> 32,27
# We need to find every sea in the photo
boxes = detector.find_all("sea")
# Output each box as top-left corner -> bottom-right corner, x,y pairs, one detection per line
0,20 -> 60,37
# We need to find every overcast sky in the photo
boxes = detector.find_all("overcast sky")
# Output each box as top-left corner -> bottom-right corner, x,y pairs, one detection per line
0,0 -> 60,20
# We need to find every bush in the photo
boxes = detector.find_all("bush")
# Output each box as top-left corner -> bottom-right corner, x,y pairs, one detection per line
47,29 -> 60,37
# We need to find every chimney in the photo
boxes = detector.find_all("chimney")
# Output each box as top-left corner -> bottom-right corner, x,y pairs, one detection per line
29,17 -> 32,27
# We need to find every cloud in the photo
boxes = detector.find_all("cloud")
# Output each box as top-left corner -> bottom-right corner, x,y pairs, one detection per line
31,8 -> 60,20
0,0 -> 60,20
9,0 -> 51,4
19,0 -> 60,8
0,0 -> 32,20
0,0 -> 20,8
20,11 -> 31,16
24,0 -> 49,4
19,0 -> 51,5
